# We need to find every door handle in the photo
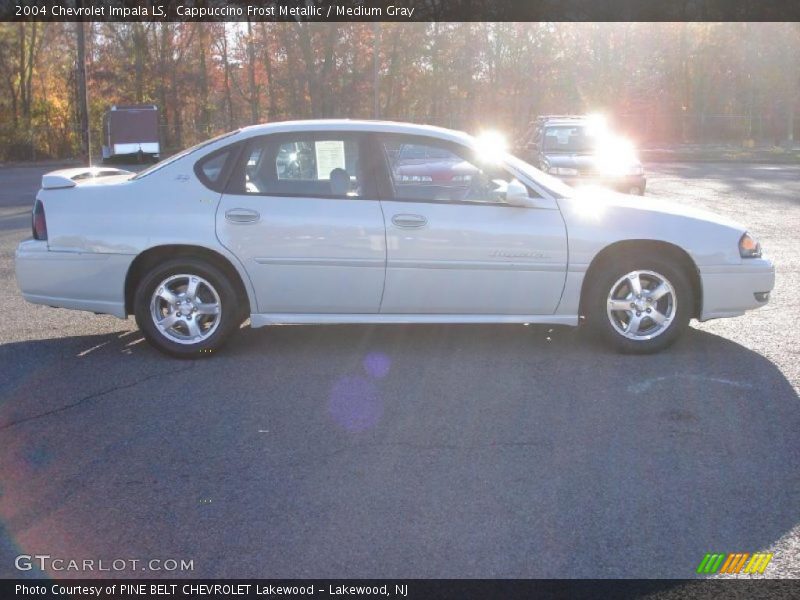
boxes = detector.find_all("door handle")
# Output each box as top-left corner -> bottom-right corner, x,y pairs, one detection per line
225,208 -> 260,224
391,214 -> 427,228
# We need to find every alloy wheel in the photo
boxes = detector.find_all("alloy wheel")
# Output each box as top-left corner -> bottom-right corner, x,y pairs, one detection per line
606,269 -> 677,341
149,273 -> 222,345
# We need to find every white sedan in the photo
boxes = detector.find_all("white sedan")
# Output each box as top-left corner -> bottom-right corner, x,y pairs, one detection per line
15,120 -> 774,357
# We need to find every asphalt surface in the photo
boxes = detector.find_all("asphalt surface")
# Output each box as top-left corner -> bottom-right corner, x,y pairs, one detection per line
0,162 -> 798,579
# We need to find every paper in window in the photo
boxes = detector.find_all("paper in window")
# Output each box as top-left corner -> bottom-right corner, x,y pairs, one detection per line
315,141 -> 346,180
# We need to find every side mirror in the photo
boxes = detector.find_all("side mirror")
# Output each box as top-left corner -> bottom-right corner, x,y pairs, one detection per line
504,179 -> 537,207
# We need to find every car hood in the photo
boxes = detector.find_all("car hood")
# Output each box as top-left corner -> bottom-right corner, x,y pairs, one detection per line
561,187 -> 745,232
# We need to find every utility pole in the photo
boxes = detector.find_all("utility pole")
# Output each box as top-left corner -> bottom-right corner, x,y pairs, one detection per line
76,19 -> 91,164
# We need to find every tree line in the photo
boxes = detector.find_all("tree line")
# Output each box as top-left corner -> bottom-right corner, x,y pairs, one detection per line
0,22 -> 798,160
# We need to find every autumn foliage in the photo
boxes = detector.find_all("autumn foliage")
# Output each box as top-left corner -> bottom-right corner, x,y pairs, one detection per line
0,22 -> 798,160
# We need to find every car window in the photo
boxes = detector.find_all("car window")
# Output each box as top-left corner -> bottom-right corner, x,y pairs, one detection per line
542,126 -> 596,152
381,137 -> 520,205
193,145 -> 241,192
237,135 -> 363,198
197,150 -> 230,184
504,153 -> 575,198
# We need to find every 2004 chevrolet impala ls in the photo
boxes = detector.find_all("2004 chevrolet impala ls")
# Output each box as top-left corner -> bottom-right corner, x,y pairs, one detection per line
15,120 -> 774,357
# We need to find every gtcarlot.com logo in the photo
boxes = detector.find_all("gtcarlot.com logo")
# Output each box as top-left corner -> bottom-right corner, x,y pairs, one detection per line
696,552 -> 773,575
15,554 -> 194,572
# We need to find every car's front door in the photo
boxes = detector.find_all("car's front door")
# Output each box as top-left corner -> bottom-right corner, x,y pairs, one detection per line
215,132 -> 386,314
376,135 -> 568,315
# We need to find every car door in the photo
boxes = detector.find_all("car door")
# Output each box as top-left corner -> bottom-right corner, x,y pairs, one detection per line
376,134 -> 568,315
214,131 -> 386,314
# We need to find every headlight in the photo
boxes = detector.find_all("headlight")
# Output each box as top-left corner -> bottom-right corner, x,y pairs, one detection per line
739,232 -> 762,258
548,167 -> 578,176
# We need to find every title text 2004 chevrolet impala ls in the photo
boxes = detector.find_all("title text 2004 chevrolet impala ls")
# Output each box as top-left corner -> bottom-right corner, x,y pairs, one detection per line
15,120 -> 774,357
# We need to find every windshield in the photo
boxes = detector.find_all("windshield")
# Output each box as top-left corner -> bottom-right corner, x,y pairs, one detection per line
504,153 -> 575,198
132,130 -> 240,180
542,125 -> 597,153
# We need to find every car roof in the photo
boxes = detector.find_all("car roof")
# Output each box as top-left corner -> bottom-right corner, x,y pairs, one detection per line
237,119 -> 475,145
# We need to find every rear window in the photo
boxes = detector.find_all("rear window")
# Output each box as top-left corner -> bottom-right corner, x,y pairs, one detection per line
194,146 -> 238,192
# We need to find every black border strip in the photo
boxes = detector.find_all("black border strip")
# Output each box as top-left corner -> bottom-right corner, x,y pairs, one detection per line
2,0 -> 800,22
4,579 -> 800,600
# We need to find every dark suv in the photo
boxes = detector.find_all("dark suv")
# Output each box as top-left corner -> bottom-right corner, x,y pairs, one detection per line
518,115 -> 646,195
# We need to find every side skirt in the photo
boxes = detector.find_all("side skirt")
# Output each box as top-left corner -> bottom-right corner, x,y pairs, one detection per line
249,313 -> 579,328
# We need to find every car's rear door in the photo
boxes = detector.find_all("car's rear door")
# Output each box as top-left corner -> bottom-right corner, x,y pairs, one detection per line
214,131 -> 386,314
375,134 -> 568,315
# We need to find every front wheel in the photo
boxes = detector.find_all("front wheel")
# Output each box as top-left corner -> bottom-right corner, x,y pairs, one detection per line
134,258 -> 241,358
584,256 -> 692,354
628,185 -> 644,196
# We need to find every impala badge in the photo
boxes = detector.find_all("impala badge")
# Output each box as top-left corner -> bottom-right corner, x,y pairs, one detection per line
491,250 -> 548,259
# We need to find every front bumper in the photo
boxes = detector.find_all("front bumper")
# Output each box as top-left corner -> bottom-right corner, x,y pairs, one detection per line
15,239 -> 132,318
698,258 -> 775,321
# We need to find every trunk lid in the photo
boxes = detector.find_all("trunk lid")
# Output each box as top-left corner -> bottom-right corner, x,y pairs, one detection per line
41,167 -> 134,190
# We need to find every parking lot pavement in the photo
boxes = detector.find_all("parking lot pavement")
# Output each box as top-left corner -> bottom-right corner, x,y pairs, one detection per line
0,163 -> 798,578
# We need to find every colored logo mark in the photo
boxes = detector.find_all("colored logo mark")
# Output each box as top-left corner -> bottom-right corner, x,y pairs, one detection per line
696,552 -> 773,574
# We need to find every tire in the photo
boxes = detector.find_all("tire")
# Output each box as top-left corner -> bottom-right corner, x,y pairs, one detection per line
134,258 -> 242,358
584,254 -> 693,354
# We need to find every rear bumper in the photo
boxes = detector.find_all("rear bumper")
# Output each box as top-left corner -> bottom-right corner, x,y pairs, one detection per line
698,258 -> 775,321
15,239 -> 132,318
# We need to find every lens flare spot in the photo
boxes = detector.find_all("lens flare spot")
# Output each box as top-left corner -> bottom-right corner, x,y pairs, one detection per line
475,130 -> 508,164
328,375 -> 383,432
363,352 -> 391,379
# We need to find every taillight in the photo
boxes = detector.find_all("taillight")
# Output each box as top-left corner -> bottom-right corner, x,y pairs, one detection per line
32,199 -> 47,240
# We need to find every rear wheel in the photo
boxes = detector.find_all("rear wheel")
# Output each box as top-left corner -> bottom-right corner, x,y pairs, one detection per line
134,258 -> 241,358
584,255 -> 692,353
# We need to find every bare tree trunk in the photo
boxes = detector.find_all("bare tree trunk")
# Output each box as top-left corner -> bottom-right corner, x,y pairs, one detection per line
220,24 -> 235,130
294,23 -> 336,117
260,23 -> 278,121
430,22 -> 440,123
132,22 -> 146,103
197,25 -> 210,137
7,77 -> 18,131
372,23 -> 380,119
76,21 -> 90,161
382,25 -> 401,118
296,23 -> 320,117
171,66 -> 182,148
247,19 -> 260,124
280,26 -> 305,117
18,22 -> 39,129
156,24 -> 171,148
